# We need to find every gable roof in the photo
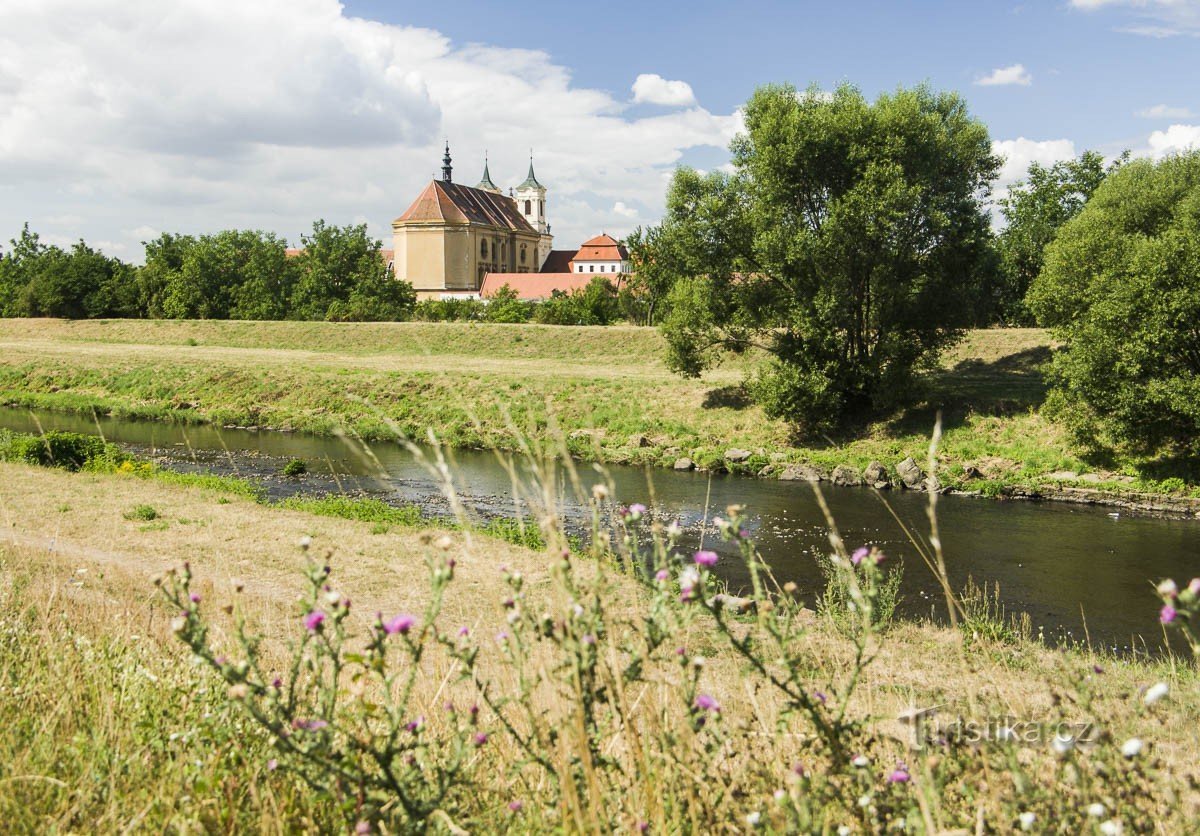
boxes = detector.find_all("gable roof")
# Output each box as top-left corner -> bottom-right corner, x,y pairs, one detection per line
539,249 -> 576,274
395,180 -> 535,232
573,233 -> 628,262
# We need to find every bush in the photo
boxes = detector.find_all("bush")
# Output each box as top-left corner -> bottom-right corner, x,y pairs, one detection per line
281,458 -> 307,477
1027,152 -> 1200,458
482,285 -> 532,323
0,429 -> 108,470
412,297 -> 484,322
123,504 -> 159,521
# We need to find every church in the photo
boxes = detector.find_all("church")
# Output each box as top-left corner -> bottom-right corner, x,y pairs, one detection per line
391,145 -> 629,300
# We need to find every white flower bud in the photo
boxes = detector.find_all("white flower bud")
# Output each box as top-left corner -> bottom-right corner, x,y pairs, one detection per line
1121,737 -> 1144,757
1144,681 -> 1169,706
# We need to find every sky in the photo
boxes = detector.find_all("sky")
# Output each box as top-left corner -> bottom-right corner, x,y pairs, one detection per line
1,0 -> 1198,261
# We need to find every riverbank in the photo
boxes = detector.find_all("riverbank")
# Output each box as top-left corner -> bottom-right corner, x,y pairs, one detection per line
1,461 -> 1197,830
1,319 -> 1196,516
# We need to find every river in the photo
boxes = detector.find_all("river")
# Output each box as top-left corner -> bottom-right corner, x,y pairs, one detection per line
2,405 -> 1197,655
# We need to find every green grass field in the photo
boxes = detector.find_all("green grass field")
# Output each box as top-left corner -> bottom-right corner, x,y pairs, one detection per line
0,318 -> 1191,498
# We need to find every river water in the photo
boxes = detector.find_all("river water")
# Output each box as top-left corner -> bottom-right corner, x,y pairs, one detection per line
3,406 -> 1197,655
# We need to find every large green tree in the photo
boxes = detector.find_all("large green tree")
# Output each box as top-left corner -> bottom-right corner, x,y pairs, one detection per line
652,83 -> 999,430
1027,151 -> 1200,459
291,221 -> 415,322
994,150 -> 1124,324
0,224 -> 137,318
156,229 -> 293,320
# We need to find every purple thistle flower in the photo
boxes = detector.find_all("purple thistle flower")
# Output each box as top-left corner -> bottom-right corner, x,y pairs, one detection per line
851,547 -> 869,566
303,610 -> 326,631
271,677 -> 283,689
405,716 -> 424,733
266,758 -> 278,771
1092,665 -> 1104,675
384,614 -> 416,635
473,732 -> 488,746
292,718 -> 328,731
654,568 -> 670,582
887,767 -> 910,784
355,821 -> 371,835
813,690 -> 827,704
189,592 -> 201,603
1161,604 -> 1178,624
457,625 -> 470,637
693,550 -> 719,567
508,801 -> 523,813
694,693 -> 720,712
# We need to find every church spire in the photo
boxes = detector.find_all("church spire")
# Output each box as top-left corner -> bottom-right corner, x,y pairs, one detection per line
441,141 -> 453,182
476,153 -> 499,192
518,151 -> 543,190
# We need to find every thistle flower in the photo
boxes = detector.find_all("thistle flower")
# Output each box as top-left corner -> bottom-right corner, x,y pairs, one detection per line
508,801 -> 523,813
1087,803 -> 1106,818
887,766 -> 910,784
355,822 -> 371,835
1189,577 -> 1200,596
266,758 -> 278,771
654,568 -> 670,583
746,811 -> 761,827
170,614 -> 188,633
694,694 -> 720,712
298,535 -> 312,550
1099,820 -> 1124,836
473,731 -> 488,746
457,625 -> 470,637
591,484 -> 609,501
189,592 -> 201,604
384,614 -> 416,635
693,550 -> 719,567
303,610 -> 326,631
1160,604 -> 1177,624
851,547 -> 869,566
1144,681 -> 1169,705
666,520 -> 683,538
404,716 -> 424,733
1018,812 -> 1036,831
627,503 -> 647,521
1157,578 -> 1178,598
851,755 -> 869,768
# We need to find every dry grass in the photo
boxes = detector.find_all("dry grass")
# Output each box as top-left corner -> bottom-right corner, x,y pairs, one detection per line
2,461 -> 1198,830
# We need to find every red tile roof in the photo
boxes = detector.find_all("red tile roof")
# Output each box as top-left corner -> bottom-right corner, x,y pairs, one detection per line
481,272 -> 621,300
395,180 -> 535,232
573,233 -> 628,262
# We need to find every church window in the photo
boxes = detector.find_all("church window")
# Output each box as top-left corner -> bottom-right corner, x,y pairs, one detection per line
539,200 -> 544,217
524,199 -> 531,215
480,240 -> 487,258
520,246 -> 526,264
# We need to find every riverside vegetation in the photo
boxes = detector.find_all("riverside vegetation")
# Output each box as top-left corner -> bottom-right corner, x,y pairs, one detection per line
1,318 -> 1196,505
1,425 -> 1198,831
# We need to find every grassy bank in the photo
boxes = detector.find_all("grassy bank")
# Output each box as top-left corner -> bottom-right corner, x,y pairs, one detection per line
0,318 -> 1195,501
1,461 -> 1198,831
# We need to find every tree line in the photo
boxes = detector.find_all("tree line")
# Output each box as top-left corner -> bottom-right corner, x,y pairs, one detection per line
0,221 -> 414,322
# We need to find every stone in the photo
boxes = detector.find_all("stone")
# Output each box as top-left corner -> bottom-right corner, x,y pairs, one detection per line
1046,470 -> 1079,481
896,457 -> 924,489
757,464 -> 777,478
725,448 -> 753,463
1077,473 -> 1104,484
673,457 -> 695,471
628,433 -> 652,448
962,463 -> 984,480
830,465 -> 863,487
779,464 -> 824,482
864,461 -> 887,482
663,446 -> 682,457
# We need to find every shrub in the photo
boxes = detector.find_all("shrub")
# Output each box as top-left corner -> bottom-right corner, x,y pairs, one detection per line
281,458 -> 307,477
1027,152 -> 1200,458
0,429 -> 108,470
817,547 -> 903,637
123,504 -> 159,521
482,285 -> 532,323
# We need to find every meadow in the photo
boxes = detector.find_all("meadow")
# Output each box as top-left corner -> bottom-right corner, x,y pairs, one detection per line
1,318 -> 1190,501
1,448 -> 1198,831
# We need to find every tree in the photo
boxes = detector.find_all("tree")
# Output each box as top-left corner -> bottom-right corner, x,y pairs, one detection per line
1026,151 -> 1200,459
994,150 -> 1124,324
0,225 -> 137,319
653,83 -> 999,431
483,284 -> 532,323
292,220 -> 415,322
534,277 -> 620,325
623,226 -> 678,325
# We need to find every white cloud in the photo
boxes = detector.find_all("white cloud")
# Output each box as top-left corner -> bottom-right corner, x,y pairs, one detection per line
1137,104 -> 1194,119
991,137 -> 1078,187
631,73 -> 697,107
1070,0 -> 1200,36
975,64 -> 1033,87
0,1 -> 740,260
1146,124 -> 1200,157
612,201 -> 638,218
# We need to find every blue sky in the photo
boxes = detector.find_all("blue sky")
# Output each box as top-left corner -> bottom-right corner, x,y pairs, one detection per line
1,0 -> 1197,260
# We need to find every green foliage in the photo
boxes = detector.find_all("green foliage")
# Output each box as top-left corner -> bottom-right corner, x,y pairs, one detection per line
0,225 -> 139,319
533,277 -> 620,325
123,504 -> 159,521
152,229 -> 294,320
292,220 -> 417,322
994,151 -> 1123,324
412,297 -> 485,322
0,429 -> 109,470
277,495 -> 424,527
1027,152 -> 1200,458
817,548 -> 903,637
959,578 -> 1031,646
653,83 -> 1000,431
281,458 -> 307,477
482,284 -> 533,323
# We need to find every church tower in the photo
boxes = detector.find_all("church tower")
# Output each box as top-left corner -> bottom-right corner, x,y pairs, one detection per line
514,154 -> 552,269
476,154 -> 500,193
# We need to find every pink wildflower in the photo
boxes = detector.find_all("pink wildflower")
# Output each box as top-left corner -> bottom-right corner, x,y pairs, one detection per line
851,547 -> 869,566
473,732 -> 488,746
1161,605 -> 1178,624
303,610 -> 326,631
888,766 -> 910,784
694,694 -> 720,712
384,614 -> 416,635
693,550 -> 719,567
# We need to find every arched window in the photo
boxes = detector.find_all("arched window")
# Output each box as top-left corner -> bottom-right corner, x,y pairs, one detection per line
490,240 -> 496,260
539,199 -> 544,217
520,245 -> 527,264
480,239 -> 487,258
524,199 -> 531,215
